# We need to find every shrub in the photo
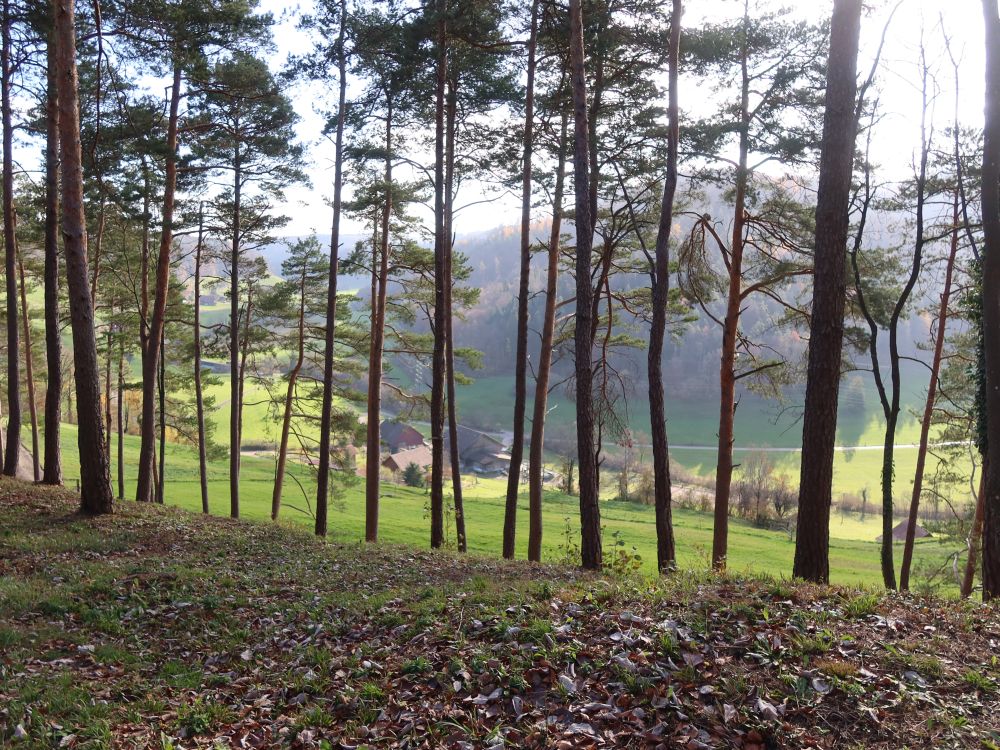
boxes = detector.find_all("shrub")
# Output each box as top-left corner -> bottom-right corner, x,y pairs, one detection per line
402,462 -> 425,488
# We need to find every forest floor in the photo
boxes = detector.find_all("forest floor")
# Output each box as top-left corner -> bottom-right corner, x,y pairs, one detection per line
2,479 -> 999,750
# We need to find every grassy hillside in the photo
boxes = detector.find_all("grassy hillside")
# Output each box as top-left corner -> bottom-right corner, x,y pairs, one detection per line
1,483 -> 997,748
191,366 -> 973,504
56,424 -> 964,594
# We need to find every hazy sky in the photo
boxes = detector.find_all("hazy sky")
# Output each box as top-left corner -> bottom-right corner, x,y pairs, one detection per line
263,0 -> 989,241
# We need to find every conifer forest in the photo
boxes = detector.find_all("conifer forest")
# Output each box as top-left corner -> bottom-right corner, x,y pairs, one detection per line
3,0 -> 1000,746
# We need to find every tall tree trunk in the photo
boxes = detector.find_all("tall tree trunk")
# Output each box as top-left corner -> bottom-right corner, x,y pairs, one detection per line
139,162 -> 150,350
527,112 -> 568,563
569,0 -> 601,570
2,0 -> 20,477
88,1 -> 105,307
648,0 -> 682,573
17,252 -> 40,481
900,192 -> 960,590
793,0 -> 864,583
136,64 -> 180,504
104,323 -> 112,462
980,0 -> 1000,600
89,204 -> 105,306
151,435 -> 158,496
236,287 -> 253,493
444,76 -> 465,552
430,1 -> 448,550
315,0 -> 347,537
272,266 -> 306,520
193,204 -> 209,514
42,25 -> 61,486
878,413 -> 898,588
53,0 -> 113,514
230,145 -> 243,518
116,343 -> 124,500
711,22 -> 750,571
963,466 -> 987,598
586,12 -> 605,233
502,0 -> 539,559
157,328 -> 166,505
365,103 -> 392,543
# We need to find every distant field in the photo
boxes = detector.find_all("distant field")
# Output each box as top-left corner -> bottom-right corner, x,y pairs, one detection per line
54,424 -> 965,595
190,365 -> 975,510
455,373 -> 927,449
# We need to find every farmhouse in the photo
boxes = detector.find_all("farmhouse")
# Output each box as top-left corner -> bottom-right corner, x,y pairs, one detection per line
382,444 -> 433,474
380,420 -> 425,453
444,425 -> 510,476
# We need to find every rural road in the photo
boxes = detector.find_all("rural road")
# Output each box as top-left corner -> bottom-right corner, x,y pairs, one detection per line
662,441 -> 971,453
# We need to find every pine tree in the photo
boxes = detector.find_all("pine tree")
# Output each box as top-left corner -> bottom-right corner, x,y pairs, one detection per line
793,0 -> 863,583
112,0 -> 271,505
53,0 -> 114,514
2,0 -> 20,476
503,0 -> 539,560
979,0 -> 1000,600
684,4 -> 826,570
298,0 -> 349,538
190,50 -> 303,518
41,11 -> 60,485
647,0 -> 682,573
268,236 -> 328,519
346,1 -> 423,543
569,0 -> 601,570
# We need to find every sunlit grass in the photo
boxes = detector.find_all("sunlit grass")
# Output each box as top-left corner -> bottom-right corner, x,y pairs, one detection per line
54,423 -> 962,594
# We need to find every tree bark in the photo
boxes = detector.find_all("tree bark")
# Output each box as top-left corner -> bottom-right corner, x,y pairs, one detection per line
711,19 -> 750,571
430,1 -> 448,550
42,24 -> 61,486
230,142 -> 243,518
315,0 -> 347,537
104,322 -> 112,463
193,204 -> 209,514
89,204 -> 105,306
980,0 -> 1000,600
136,64 -> 180,504
157,328 -> 166,505
17,251 -> 40,481
444,76 -> 465,553
272,265 -> 306,520
236,286 -> 253,501
963,466 -> 987,598
569,0 -> 601,570
53,0 -> 114,514
648,0 -> 682,573
899,192 -> 960,590
116,343 -> 124,499
365,102 -> 392,543
527,112 -> 568,563
2,0 -> 20,477
793,0 -> 863,583
502,0 -> 539,559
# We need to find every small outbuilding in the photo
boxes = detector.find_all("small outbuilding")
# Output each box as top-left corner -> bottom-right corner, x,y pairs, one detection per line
876,520 -> 932,543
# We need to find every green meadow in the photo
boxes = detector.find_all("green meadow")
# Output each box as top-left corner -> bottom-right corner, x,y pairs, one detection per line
195,368 -> 974,503
54,420 -> 964,595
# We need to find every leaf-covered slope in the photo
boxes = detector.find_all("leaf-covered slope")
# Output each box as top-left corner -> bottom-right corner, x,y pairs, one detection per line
1,479 -> 998,749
